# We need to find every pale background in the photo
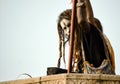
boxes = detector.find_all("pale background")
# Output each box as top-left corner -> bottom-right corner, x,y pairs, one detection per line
0,0 -> 120,81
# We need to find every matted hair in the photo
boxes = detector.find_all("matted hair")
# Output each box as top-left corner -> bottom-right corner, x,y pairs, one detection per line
57,9 -> 72,68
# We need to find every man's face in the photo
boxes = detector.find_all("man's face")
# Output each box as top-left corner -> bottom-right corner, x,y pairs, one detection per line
60,18 -> 71,37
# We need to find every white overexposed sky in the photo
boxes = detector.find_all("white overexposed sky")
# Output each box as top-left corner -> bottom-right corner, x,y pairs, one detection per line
0,0 -> 120,82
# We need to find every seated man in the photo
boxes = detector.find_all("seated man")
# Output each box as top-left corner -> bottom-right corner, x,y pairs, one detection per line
57,0 -> 115,74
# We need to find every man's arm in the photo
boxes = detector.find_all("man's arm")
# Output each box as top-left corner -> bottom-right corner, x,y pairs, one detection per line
76,0 -> 90,32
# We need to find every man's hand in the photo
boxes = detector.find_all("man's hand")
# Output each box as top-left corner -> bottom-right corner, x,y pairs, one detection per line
77,0 -> 85,3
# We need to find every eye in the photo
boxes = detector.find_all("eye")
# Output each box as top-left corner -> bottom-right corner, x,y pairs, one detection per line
67,23 -> 71,27
64,27 -> 66,30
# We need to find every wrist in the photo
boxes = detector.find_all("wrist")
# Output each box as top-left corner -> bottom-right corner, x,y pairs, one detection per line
77,0 -> 85,3
76,2 -> 86,8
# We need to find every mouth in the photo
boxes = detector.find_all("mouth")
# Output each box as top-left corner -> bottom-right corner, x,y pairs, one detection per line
65,34 -> 70,39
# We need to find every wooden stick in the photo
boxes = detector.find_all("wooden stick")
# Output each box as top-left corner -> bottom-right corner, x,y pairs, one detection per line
67,0 -> 77,73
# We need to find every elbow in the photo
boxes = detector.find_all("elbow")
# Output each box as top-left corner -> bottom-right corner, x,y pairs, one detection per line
77,18 -> 87,25
78,20 -> 88,27
79,20 -> 90,32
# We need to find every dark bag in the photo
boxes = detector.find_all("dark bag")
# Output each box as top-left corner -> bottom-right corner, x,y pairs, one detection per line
47,67 -> 67,75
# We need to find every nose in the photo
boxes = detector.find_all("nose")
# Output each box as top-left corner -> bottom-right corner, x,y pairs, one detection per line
67,28 -> 70,34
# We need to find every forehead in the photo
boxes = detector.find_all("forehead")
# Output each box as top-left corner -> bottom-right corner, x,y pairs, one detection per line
60,19 -> 70,28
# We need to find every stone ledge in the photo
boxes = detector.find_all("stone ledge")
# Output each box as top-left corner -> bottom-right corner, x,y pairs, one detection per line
0,74 -> 120,84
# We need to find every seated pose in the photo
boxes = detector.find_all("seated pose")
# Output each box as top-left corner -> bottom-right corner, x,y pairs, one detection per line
57,0 -> 115,74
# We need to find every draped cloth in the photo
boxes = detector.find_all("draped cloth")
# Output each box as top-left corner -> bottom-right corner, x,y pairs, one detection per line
73,23 -> 115,74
